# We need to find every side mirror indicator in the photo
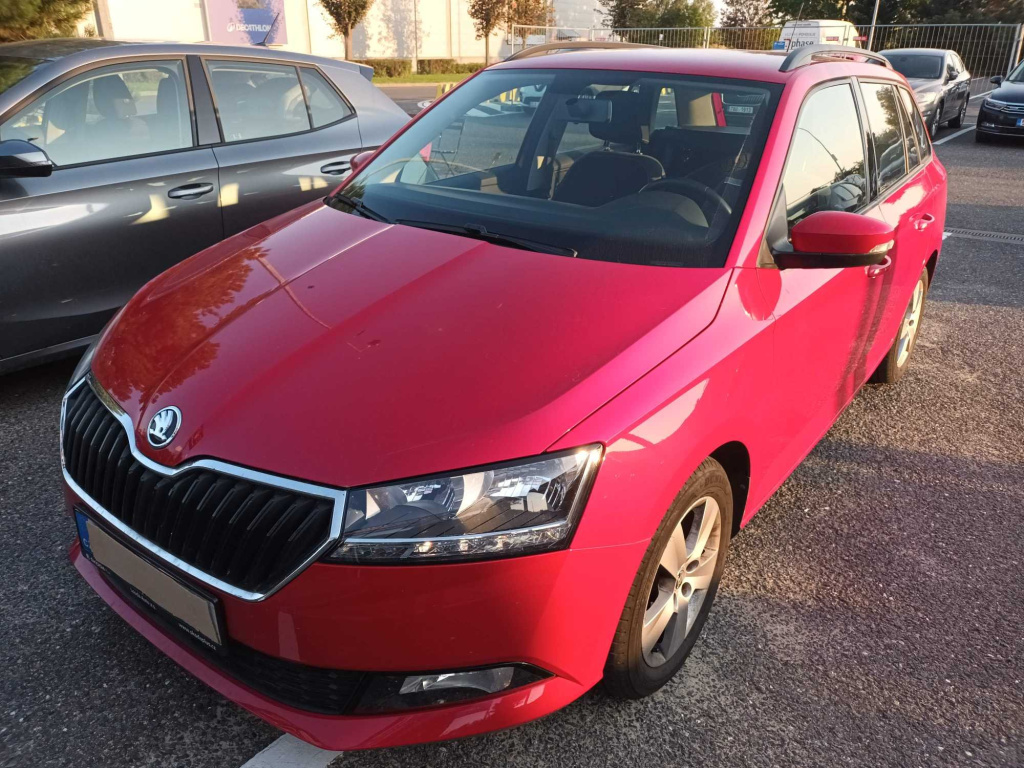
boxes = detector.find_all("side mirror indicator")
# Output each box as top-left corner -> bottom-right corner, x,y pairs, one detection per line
0,139 -> 53,178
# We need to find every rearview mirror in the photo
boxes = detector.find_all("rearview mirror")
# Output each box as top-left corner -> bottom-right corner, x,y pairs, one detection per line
349,150 -> 375,175
774,211 -> 894,269
990,75 -> 1004,86
0,139 -> 53,178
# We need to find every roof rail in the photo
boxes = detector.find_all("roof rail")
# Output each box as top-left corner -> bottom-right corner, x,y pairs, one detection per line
779,44 -> 893,72
505,40 -> 658,62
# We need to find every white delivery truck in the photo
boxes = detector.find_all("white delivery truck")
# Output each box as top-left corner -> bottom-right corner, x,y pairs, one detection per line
774,20 -> 863,51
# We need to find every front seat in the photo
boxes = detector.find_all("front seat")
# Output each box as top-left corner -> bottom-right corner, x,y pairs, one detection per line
88,75 -> 148,155
553,91 -> 664,207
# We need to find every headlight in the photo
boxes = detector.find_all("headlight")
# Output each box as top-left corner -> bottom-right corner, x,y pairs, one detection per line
67,338 -> 99,389
915,91 -> 938,107
325,445 -> 604,563
983,97 -> 1008,110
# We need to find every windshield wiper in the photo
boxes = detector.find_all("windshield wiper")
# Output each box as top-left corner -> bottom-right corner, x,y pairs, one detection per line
326,192 -> 392,223
395,220 -> 577,257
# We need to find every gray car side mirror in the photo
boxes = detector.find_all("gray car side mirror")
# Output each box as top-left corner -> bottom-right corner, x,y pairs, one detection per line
0,140 -> 54,178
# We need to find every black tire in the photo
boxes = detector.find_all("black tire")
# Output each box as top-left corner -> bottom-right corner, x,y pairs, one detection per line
870,267 -> 929,385
929,105 -> 943,138
604,458 -> 733,699
950,96 -> 968,129
975,129 -> 993,143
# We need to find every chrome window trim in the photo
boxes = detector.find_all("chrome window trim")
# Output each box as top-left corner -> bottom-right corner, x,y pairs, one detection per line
60,376 -> 347,602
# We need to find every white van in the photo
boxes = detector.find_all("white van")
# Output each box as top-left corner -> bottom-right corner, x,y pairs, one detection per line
774,20 -> 863,51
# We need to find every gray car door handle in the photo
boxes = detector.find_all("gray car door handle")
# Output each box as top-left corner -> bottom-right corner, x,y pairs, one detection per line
320,161 -> 351,176
168,183 -> 215,200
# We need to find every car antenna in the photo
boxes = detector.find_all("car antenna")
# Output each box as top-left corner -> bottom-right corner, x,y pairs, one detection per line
255,13 -> 280,47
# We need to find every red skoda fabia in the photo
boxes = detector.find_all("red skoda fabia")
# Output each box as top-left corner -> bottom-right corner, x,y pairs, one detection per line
61,45 -> 946,750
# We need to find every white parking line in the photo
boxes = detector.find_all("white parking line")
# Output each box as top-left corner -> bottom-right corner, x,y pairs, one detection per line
969,90 -> 993,101
239,735 -> 340,768
933,125 -> 976,145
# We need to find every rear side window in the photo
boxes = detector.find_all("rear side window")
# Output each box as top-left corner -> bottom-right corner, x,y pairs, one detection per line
299,68 -> 352,127
782,83 -> 867,226
207,60 -> 309,142
860,82 -> 906,193
898,86 -> 931,160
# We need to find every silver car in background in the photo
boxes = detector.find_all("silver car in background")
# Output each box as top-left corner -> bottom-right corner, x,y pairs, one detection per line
0,39 -> 407,374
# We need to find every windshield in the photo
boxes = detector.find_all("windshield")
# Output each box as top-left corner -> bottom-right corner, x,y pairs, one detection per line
887,54 -> 944,80
1008,60 -> 1024,83
0,56 -> 45,96
334,68 -> 781,267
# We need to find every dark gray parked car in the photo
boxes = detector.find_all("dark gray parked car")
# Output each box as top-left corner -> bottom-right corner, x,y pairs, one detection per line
883,48 -> 971,137
0,39 -> 407,374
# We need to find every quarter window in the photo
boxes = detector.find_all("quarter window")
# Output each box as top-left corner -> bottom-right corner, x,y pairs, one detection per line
860,82 -> 906,193
898,86 -> 931,160
781,83 -> 867,227
206,60 -> 309,142
299,68 -> 352,127
0,60 -> 191,167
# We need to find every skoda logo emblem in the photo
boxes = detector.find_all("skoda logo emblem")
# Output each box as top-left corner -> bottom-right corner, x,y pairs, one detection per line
147,406 -> 182,449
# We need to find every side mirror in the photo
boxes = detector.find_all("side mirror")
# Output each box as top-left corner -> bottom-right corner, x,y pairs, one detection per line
774,211 -> 894,269
0,139 -> 53,178
349,150 -> 375,175
990,75 -> 1004,86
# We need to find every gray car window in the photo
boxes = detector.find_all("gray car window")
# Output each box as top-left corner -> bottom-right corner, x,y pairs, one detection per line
207,60 -> 310,142
0,60 -> 191,167
782,83 -> 867,227
299,68 -> 352,128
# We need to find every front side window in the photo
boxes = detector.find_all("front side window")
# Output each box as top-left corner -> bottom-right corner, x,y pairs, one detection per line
206,60 -> 309,142
781,83 -> 867,227
860,82 -> 907,193
334,69 -> 781,268
0,60 -> 191,167
299,68 -> 352,127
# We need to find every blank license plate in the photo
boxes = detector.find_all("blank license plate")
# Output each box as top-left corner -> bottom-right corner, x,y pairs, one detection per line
76,511 -> 223,649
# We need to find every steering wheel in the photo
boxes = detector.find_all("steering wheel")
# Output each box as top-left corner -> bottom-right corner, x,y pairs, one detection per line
640,178 -> 733,221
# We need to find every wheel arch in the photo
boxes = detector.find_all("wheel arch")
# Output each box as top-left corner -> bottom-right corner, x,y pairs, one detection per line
925,250 -> 938,285
709,441 -> 751,538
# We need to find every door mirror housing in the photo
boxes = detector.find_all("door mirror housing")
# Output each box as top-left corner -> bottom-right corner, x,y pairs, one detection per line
350,150 -> 375,175
774,211 -> 894,269
990,75 -> 1004,86
0,140 -> 53,178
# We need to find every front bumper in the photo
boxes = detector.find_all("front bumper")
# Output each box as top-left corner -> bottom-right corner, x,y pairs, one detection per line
977,104 -> 1024,135
67,491 -> 646,749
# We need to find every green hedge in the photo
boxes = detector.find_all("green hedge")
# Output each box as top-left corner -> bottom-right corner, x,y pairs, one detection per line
417,59 -> 485,75
351,58 -> 412,78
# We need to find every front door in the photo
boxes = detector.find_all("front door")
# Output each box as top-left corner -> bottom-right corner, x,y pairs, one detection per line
202,58 -> 364,237
0,58 -> 222,362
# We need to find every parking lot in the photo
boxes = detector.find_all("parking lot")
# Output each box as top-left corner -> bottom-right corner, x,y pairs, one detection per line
1,95 -> 1022,768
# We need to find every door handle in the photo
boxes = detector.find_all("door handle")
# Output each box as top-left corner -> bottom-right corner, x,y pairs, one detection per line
320,161 -> 351,176
911,213 -> 936,231
168,183 -> 214,200
866,255 -> 892,278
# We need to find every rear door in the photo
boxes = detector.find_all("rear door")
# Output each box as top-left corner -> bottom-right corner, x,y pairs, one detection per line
0,57 -> 222,362
202,57 -> 363,236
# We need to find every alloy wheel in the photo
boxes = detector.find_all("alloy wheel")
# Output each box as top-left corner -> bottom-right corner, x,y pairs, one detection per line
896,278 -> 925,367
641,496 -> 722,667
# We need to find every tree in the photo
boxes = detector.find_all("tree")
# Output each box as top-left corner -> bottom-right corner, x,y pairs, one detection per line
468,0 -> 504,64
319,0 -> 375,58
721,0 -> 773,26
506,0 -> 556,48
0,0 -> 92,42
600,0 -> 716,29
598,0 -> 648,28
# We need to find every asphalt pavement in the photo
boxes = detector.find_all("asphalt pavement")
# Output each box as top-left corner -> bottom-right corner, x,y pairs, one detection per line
1,101 -> 1021,768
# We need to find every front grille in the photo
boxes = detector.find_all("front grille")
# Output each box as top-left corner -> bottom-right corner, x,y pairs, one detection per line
62,383 -> 335,595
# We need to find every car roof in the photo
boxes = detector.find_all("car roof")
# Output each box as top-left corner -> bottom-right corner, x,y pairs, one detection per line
0,38 -> 368,75
493,47 -> 897,85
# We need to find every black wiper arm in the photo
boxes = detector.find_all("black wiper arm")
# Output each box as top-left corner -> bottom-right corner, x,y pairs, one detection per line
395,220 -> 576,258
326,192 -> 392,223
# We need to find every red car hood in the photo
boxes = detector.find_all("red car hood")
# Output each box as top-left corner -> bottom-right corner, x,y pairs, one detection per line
93,203 -> 731,487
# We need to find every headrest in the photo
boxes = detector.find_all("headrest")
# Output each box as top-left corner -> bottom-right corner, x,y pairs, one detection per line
590,90 -> 644,146
93,75 -> 137,119
156,75 -> 180,115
